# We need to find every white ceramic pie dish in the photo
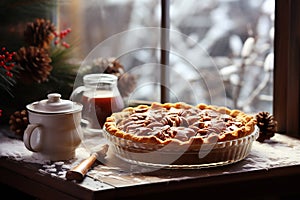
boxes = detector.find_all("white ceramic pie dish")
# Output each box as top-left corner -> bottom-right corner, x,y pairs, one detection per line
103,125 -> 259,169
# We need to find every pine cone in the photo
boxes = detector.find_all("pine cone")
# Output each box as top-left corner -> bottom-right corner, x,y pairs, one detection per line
118,73 -> 136,97
24,18 -> 56,49
9,110 -> 29,139
92,57 -> 124,76
255,111 -> 278,142
15,46 -> 52,83
91,57 -> 136,97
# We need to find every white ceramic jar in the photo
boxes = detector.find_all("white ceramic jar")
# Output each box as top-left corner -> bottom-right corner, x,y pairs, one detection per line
23,93 -> 83,161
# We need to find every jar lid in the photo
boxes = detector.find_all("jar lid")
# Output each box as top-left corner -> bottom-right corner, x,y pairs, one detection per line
83,73 -> 118,86
26,93 -> 82,114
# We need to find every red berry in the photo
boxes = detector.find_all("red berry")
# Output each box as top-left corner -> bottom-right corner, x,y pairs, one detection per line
6,71 -> 12,77
62,41 -> 70,48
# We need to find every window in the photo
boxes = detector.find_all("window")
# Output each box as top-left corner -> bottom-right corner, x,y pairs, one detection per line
61,0 -> 299,136
60,0 -> 275,113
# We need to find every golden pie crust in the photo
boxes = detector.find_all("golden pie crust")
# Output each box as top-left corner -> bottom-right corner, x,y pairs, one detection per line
104,102 -> 257,152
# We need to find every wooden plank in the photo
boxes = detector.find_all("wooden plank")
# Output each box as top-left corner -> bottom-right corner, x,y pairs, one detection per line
103,165 -> 300,199
160,0 -> 170,103
0,167 -> 79,200
287,1 -> 300,137
0,159 -> 114,200
274,0 -> 289,134
274,0 -> 300,137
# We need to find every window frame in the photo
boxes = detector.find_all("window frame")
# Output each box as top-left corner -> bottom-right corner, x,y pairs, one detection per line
274,0 -> 300,137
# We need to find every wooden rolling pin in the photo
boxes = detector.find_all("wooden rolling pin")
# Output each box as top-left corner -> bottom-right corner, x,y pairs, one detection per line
66,144 -> 109,182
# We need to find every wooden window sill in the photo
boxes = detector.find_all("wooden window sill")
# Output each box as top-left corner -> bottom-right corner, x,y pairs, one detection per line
1,129 -> 300,199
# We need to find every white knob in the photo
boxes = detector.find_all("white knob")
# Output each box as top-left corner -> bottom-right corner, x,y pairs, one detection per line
47,93 -> 61,103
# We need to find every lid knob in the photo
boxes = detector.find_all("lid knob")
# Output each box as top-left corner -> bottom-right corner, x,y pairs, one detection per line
47,93 -> 61,103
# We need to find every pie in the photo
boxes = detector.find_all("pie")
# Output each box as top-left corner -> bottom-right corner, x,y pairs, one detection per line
104,102 -> 258,167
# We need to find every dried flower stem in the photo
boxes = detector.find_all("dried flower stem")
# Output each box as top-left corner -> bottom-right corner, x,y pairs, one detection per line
233,37 -> 256,109
233,58 -> 246,109
242,71 -> 271,110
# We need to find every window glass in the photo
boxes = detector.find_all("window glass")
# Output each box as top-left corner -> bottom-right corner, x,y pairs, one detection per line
60,0 -> 274,113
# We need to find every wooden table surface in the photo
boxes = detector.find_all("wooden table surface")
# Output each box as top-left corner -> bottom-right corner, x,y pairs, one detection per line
1,132 -> 300,199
